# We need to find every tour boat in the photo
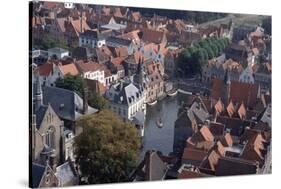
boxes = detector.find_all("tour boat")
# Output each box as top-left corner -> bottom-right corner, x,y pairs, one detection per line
156,117 -> 163,128
147,100 -> 157,106
167,89 -> 178,97
178,89 -> 192,95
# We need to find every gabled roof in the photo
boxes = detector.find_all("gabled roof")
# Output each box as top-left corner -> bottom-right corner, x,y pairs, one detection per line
70,19 -> 90,37
209,122 -> 225,137
32,163 -> 46,188
229,81 -> 259,107
43,86 -> 98,121
211,79 -> 224,101
200,126 -> 214,141
140,28 -> 165,44
34,62 -> 53,76
215,156 -> 257,176
238,102 -> 246,120
178,168 -> 207,179
55,161 -> 78,186
214,99 -> 224,114
226,100 -> 235,117
58,63 -> 79,76
35,105 -> 48,128
144,151 -> 168,181
182,148 -> 208,162
75,61 -> 104,73
216,116 -> 244,136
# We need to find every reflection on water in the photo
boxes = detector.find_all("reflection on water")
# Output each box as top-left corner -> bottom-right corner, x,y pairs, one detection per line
141,93 -> 188,157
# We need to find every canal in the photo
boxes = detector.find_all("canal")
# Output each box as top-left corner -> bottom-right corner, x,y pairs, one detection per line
141,93 -> 189,157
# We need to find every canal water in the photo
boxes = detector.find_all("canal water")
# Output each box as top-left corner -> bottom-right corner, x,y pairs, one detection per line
141,93 -> 189,157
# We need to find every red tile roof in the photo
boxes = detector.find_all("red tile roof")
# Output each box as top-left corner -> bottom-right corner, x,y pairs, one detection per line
70,19 -> 90,37
178,169 -> 206,179
209,122 -> 225,136
211,79 -> 224,101
226,100 -> 235,118
34,62 -> 53,76
238,102 -> 246,120
214,99 -> 224,114
229,81 -> 259,107
140,28 -> 166,44
207,150 -> 221,171
200,126 -> 214,142
216,141 -> 225,156
182,148 -> 208,162
75,61 -> 104,73
224,133 -> 233,147
58,63 -> 79,76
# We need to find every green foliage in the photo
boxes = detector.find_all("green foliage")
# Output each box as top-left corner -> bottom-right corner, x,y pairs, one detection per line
74,110 -> 141,184
55,74 -> 85,97
88,92 -> 108,110
36,33 -> 69,50
177,37 -> 230,76
262,17 -> 271,35
130,7 -> 227,24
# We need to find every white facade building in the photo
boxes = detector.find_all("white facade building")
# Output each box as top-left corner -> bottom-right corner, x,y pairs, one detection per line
79,30 -> 107,48
48,47 -> 69,59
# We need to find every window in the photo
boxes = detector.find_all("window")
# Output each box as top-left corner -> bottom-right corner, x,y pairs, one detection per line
45,127 -> 55,148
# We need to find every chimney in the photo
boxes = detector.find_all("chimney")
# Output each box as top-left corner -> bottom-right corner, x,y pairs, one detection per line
80,11 -> 83,33
31,114 -> 36,161
49,154 -> 57,171
83,86 -> 88,114
34,75 -> 43,111
59,122 -> 65,163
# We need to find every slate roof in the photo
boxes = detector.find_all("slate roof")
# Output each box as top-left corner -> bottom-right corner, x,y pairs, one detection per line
35,105 -> 48,129
55,162 -> 78,186
43,86 -> 98,121
105,80 -> 145,106
144,151 -> 168,181
80,29 -> 112,40
31,163 -> 46,188
106,36 -> 132,47
48,47 -> 68,54
260,105 -> 271,127
132,110 -> 145,125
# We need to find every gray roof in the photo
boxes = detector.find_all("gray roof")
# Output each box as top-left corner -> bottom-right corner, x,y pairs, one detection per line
35,105 -> 48,128
80,30 -> 112,40
31,163 -> 46,188
101,23 -> 126,30
105,80 -> 145,106
55,162 -> 78,186
187,101 -> 209,124
48,47 -> 68,54
132,110 -> 145,125
260,105 -> 271,127
106,36 -> 132,47
145,151 -> 168,181
43,86 -> 98,121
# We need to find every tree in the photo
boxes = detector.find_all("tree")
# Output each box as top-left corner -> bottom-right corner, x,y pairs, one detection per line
88,92 -> 108,110
74,110 -> 141,184
55,74 -> 85,97
37,33 -> 69,50
205,45 -> 215,59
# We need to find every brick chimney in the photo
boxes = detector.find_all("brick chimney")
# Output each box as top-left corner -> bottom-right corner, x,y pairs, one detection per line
80,11 -> 83,33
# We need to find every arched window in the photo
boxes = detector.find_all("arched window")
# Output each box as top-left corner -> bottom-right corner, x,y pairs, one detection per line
45,126 -> 55,148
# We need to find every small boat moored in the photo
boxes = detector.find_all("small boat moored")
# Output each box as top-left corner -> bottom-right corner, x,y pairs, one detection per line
156,117 -> 163,128
167,89 -> 178,97
147,100 -> 157,106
